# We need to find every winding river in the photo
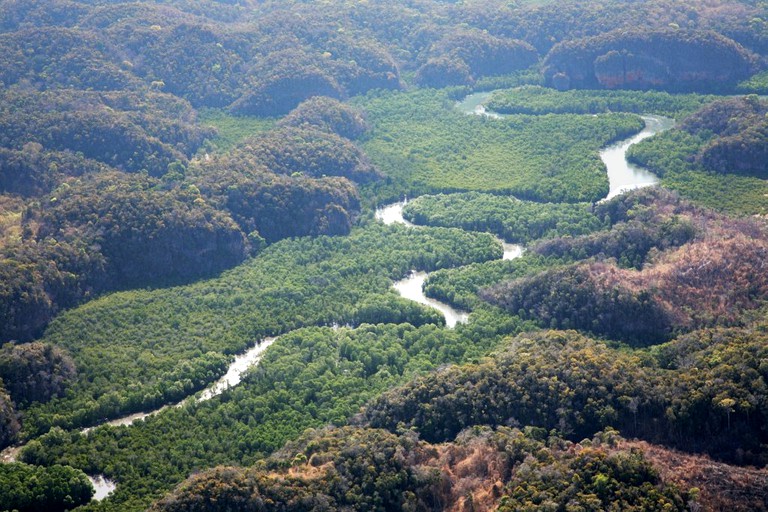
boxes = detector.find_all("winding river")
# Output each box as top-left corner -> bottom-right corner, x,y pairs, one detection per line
1,90 -> 673,504
1,336 -> 279,501
380,90 -> 673,328
455,91 -> 674,199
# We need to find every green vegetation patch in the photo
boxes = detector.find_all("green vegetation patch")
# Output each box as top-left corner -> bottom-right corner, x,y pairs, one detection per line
486,86 -> 717,117
147,426 -> 688,512
358,89 -> 645,202
198,109 -> 275,153
628,97 -> 768,215
403,191 -> 606,244
22,225 -> 500,437
736,70 -> 768,94
0,462 -> 94,512
24,319 -> 525,511
365,327 -> 768,465
424,254 -> 562,310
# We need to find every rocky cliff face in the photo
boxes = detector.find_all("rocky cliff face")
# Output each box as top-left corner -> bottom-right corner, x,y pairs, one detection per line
544,29 -> 757,92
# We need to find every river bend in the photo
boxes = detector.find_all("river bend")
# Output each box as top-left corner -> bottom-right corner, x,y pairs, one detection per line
1,90 -> 673,504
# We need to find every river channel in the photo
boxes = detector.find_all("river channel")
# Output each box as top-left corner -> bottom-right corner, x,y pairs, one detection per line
455,91 -> 674,199
1,90 -> 672,504
380,91 -> 673,328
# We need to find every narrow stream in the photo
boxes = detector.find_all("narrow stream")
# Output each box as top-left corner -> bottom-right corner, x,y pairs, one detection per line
1,88 -> 675,504
375,200 -> 524,327
601,114 -> 675,200
88,475 -> 117,501
374,199 -> 415,227
82,336 -> 279,433
1,336 -> 279,501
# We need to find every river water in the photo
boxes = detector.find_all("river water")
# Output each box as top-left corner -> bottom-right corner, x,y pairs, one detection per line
394,271 -> 469,328
1,88 -> 673,503
378,90 -> 672,329
1,336 -> 279,501
79,337 -> 278,434
602,114 -> 675,200
88,475 -> 117,501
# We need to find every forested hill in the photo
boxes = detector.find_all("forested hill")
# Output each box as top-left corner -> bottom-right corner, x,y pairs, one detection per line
1,0 -> 768,511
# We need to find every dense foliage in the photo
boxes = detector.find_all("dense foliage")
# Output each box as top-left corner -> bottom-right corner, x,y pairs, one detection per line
0,342 -> 76,406
18,225 -> 500,438
486,86 -> 717,117
239,127 -> 380,183
0,171 -> 248,342
1,1 -> 768,510
278,96 -> 370,140
365,327 -> 768,465
359,89 -> 645,202
683,96 -> 768,177
149,426 -> 688,512
402,192 -> 605,244
22,318 -> 524,510
628,96 -> 768,214
423,254 -> 559,310
0,388 -> 19,447
415,28 -> 538,87
0,89 -> 209,177
484,189 -> 768,344
0,462 -> 93,512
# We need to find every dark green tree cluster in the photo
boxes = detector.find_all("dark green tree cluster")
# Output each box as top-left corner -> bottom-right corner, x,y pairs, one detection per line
681,96 -> 768,177
192,109 -> 375,244
197,168 -> 361,245
239,127 -> 380,183
533,188 -> 701,269
0,171 -> 248,343
0,89 -> 211,178
484,262 -> 676,345
415,28 -> 538,87
0,342 -> 75,449
627,96 -> 768,214
37,173 -> 247,288
423,254 -> 558,310
278,96 -> 370,140
0,342 -> 76,406
365,327 -> 768,465
0,462 -> 93,512
0,146 -> 111,198
148,425 -> 689,512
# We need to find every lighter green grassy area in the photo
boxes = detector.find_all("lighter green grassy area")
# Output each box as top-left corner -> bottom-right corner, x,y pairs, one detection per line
357,89 -> 644,203
198,109 -> 275,153
628,129 -> 768,216
736,70 -> 768,94
486,86 -> 717,118
663,171 -> 768,216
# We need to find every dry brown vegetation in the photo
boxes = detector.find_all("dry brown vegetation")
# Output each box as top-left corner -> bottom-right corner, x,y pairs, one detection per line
487,190 -> 768,344
620,440 -> 768,511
